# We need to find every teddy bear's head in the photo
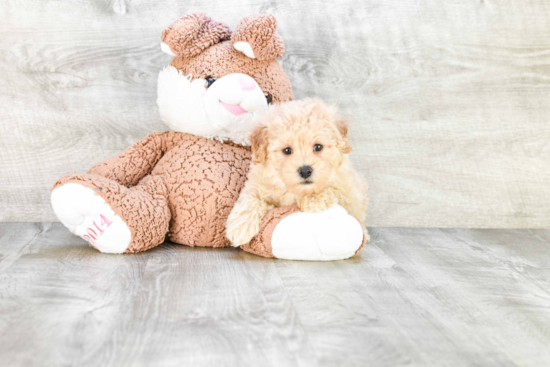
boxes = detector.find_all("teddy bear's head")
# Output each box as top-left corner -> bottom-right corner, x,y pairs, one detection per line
157,12 -> 293,145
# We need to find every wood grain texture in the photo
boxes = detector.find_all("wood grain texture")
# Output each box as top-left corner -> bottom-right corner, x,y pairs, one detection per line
2,224 -> 550,366
1,0 -> 549,227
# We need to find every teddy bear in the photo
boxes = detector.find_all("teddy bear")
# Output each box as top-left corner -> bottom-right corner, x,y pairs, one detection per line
50,12 -> 368,261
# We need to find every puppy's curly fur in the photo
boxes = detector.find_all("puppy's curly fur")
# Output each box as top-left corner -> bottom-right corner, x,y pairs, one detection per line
226,98 -> 368,247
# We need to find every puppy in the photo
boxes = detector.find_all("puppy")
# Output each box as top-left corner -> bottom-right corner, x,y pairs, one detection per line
226,98 -> 368,247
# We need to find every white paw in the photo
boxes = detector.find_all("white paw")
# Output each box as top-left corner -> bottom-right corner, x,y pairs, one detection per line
226,220 -> 261,247
51,183 -> 131,254
271,205 -> 365,261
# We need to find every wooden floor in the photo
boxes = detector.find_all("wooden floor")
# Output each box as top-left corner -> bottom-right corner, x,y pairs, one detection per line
1,223 -> 549,367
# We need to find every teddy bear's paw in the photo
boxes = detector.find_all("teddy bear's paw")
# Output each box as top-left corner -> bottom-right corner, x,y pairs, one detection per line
51,183 -> 131,254
270,205 -> 365,261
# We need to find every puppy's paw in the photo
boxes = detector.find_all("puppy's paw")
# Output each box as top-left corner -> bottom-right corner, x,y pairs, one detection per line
227,221 -> 261,247
298,191 -> 338,213
226,192 -> 272,247
226,209 -> 263,247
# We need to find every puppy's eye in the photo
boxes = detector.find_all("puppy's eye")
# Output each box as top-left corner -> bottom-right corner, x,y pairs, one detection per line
282,147 -> 293,155
313,144 -> 323,152
205,77 -> 215,88
265,93 -> 272,105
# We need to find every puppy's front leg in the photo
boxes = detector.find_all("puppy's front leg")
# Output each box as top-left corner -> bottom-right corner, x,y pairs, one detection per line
226,190 -> 273,247
298,189 -> 338,213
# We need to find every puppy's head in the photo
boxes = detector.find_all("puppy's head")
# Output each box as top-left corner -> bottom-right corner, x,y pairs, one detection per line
250,98 -> 351,196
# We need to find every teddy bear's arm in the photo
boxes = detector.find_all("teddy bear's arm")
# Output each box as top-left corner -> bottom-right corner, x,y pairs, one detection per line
87,131 -> 181,187
241,205 -> 368,260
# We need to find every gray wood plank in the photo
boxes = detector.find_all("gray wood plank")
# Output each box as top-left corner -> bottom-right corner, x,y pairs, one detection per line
0,223 -> 150,367
0,224 -> 317,367
274,227 -> 550,367
102,245 -> 317,367
2,223 -> 550,366
370,228 -> 550,367
1,0 -> 550,227
0,222 -> 52,272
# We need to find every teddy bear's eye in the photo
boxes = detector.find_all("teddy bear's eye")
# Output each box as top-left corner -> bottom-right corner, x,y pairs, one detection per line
206,77 -> 215,88
265,93 -> 272,105
282,147 -> 293,155
313,144 -> 323,152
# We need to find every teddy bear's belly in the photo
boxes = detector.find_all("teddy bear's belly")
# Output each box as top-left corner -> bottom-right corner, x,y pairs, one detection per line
150,137 -> 251,247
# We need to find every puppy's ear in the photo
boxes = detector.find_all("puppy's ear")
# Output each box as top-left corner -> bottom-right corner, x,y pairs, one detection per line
161,12 -> 231,57
334,117 -> 352,154
250,123 -> 269,164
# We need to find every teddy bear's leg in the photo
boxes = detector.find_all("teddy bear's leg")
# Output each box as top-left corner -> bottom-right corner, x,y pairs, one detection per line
86,131 -> 186,188
51,174 -> 170,253
241,205 -> 368,261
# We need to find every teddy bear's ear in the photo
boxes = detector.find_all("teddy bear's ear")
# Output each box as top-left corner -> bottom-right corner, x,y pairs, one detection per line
231,14 -> 284,60
161,12 -> 231,58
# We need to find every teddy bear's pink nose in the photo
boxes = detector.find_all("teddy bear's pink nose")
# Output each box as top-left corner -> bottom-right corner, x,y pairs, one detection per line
238,74 -> 256,91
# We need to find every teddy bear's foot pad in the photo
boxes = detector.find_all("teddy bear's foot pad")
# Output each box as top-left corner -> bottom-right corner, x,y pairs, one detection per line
51,183 -> 131,253
271,205 -> 366,261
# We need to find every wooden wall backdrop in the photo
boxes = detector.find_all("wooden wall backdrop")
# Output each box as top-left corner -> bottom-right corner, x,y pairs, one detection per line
1,0 -> 549,227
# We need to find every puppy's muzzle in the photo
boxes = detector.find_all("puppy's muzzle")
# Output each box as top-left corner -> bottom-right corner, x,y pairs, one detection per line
298,165 -> 313,179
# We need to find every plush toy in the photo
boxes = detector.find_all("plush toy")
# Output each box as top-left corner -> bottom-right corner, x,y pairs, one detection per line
51,12 -> 368,260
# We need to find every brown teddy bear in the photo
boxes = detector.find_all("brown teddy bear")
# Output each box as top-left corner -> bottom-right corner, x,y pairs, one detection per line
50,12 -> 367,260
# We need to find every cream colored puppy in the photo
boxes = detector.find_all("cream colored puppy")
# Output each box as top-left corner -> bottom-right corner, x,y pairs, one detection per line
226,98 -> 368,247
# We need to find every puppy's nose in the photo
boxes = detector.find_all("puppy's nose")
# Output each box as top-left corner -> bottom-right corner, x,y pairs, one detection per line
238,74 -> 256,91
298,165 -> 313,179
